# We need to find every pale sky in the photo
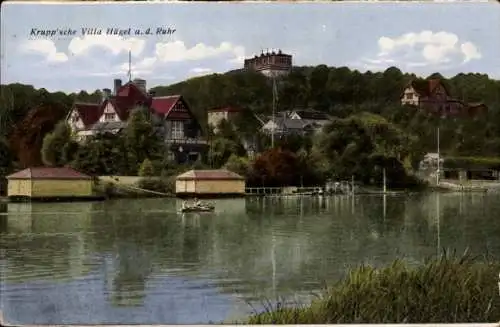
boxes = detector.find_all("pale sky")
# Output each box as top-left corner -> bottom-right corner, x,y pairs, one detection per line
1,1 -> 499,93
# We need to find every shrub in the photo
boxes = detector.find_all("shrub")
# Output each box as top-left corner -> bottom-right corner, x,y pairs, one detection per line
247,250 -> 500,324
92,181 -> 119,198
138,158 -> 155,177
224,154 -> 250,177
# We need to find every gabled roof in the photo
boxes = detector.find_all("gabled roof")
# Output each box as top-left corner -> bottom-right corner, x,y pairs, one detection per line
7,167 -> 91,180
73,102 -> 104,127
70,82 -> 151,128
264,117 -> 307,130
150,95 -> 181,115
291,109 -> 330,120
176,169 -> 244,181
116,81 -> 148,98
108,96 -> 149,121
406,78 -> 450,97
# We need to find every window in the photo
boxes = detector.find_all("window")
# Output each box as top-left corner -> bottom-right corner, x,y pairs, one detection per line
175,102 -> 184,111
104,113 -> 116,121
72,115 -> 79,122
406,93 -> 413,100
171,120 -> 184,139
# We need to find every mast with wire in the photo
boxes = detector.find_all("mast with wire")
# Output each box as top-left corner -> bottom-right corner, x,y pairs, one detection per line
127,50 -> 132,82
271,73 -> 277,148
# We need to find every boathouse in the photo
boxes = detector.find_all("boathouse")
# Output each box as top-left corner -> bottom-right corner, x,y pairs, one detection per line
6,167 -> 94,201
175,169 -> 245,198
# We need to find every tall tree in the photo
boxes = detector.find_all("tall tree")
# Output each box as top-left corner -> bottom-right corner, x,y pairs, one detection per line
41,121 -> 73,166
123,108 -> 164,172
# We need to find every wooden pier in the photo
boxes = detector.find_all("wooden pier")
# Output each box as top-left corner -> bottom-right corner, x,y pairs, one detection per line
245,186 -> 327,196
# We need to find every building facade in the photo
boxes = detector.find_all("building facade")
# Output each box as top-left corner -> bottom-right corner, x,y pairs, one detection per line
401,79 -> 487,117
175,169 -> 246,198
207,106 -> 243,132
6,167 -> 94,200
261,109 -> 331,137
67,79 -> 207,164
244,50 -> 292,77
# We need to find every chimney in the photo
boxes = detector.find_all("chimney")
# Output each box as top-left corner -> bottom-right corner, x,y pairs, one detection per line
132,78 -> 147,93
102,88 -> 112,102
113,78 -> 122,96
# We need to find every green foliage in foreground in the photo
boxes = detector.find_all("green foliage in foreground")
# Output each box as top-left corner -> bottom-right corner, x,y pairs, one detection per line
247,251 -> 500,324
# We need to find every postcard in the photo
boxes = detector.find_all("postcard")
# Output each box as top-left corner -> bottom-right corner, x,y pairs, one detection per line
1,1 -> 500,326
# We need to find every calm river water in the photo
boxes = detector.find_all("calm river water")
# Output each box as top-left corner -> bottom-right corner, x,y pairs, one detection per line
1,193 -> 500,324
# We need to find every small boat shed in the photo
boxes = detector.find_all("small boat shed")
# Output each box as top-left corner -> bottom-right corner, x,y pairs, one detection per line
6,167 -> 95,201
175,169 -> 245,198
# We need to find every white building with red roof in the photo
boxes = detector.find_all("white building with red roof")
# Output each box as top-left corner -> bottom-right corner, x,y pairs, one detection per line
66,78 -> 207,163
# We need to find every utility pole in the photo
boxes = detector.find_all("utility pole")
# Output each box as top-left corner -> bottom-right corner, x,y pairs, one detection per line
383,167 -> 387,193
436,127 -> 441,185
271,73 -> 277,148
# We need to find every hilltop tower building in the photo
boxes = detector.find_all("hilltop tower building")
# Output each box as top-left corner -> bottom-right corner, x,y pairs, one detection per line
244,49 -> 292,77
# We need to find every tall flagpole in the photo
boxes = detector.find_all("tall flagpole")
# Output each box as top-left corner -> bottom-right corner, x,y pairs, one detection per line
436,127 -> 440,185
271,74 -> 276,148
128,50 -> 132,82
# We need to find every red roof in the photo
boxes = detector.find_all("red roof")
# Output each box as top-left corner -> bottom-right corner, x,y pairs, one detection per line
151,95 -> 181,115
428,79 -> 441,93
72,82 -> 151,127
116,81 -> 148,98
71,79 -> 188,127
7,167 -> 92,180
74,103 -> 103,127
176,169 -> 245,181
408,78 -> 450,97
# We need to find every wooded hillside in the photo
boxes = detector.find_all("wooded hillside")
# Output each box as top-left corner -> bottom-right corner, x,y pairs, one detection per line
1,65 -> 499,174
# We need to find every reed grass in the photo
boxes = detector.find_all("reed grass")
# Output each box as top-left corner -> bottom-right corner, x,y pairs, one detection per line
247,249 -> 500,324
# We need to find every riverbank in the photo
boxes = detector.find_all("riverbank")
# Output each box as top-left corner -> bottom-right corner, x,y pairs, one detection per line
95,182 -> 175,199
246,252 -> 500,324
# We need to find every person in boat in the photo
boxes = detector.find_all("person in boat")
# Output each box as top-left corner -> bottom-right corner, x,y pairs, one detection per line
193,197 -> 202,207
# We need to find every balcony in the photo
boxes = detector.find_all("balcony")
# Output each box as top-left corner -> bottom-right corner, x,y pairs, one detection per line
165,137 -> 208,145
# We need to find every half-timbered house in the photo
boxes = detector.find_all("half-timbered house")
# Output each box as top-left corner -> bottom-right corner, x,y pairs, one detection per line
401,79 -> 487,118
67,79 -> 207,163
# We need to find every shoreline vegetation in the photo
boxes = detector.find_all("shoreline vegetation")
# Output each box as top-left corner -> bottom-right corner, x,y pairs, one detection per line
93,176 -> 176,199
244,251 -> 500,324
2,177 -> 496,203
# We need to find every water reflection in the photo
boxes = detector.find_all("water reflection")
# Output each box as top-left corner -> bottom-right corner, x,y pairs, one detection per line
0,194 -> 499,324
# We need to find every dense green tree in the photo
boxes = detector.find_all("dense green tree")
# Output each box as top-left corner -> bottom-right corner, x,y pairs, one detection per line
72,132 -> 130,176
316,113 -> 422,187
138,158 -> 155,177
123,108 -> 165,172
208,137 -> 246,168
224,154 -> 250,177
248,148 -> 302,187
41,121 -> 73,166
0,137 -> 13,176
